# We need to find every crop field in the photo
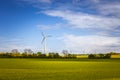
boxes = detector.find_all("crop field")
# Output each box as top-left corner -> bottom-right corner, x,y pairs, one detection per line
111,54 -> 120,59
0,58 -> 120,80
76,55 -> 88,58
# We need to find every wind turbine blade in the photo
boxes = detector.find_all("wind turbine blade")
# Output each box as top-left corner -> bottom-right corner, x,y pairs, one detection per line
41,37 -> 45,44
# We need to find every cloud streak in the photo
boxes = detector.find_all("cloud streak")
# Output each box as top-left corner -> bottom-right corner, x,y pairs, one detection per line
98,3 -> 120,18
0,38 -> 35,52
22,0 -> 52,3
43,10 -> 120,30
37,23 -> 61,30
60,34 -> 120,53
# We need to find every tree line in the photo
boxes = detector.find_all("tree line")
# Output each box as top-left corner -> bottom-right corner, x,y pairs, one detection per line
88,53 -> 111,59
0,49 -> 118,59
88,52 -> 120,59
0,49 -> 76,58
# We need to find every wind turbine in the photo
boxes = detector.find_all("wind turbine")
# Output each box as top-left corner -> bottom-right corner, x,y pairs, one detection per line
41,32 -> 51,54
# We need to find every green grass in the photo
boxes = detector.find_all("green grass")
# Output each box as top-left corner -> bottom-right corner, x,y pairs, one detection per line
0,58 -> 120,80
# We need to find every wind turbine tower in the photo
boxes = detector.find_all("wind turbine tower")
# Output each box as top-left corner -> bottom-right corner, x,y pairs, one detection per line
41,32 -> 51,54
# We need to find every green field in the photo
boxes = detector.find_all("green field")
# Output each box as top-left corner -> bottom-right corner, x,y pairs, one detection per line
0,58 -> 120,80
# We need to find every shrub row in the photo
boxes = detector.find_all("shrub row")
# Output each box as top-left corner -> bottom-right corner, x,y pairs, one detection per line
88,54 -> 111,59
0,52 -> 77,59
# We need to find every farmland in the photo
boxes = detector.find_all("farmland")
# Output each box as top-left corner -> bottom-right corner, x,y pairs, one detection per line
0,58 -> 120,80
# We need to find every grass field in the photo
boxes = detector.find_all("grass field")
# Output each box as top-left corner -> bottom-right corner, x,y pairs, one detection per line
0,58 -> 120,80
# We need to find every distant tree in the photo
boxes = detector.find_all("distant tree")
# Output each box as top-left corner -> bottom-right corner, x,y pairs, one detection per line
37,52 -> 42,57
104,54 -> 111,59
54,53 -> 59,58
11,49 -> 20,57
88,54 -> 96,59
21,49 -> 33,57
37,52 -> 42,55
48,53 -> 54,58
88,53 -> 111,59
109,52 -> 117,55
40,54 -> 47,58
62,50 -> 69,57
99,54 -> 105,59
48,52 -> 60,58
24,49 -> 33,54
22,52 -> 27,57
11,49 -> 19,53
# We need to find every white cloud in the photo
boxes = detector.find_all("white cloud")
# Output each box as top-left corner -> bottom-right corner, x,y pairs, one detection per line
98,3 -> 120,17
0,38 -> 35,52
43,10 -> 120,30
38,0 -> 51,3
22,0 -> 52,3
60,34 -> 120,53
37,23 -> 61,30
91,0 -> 100,3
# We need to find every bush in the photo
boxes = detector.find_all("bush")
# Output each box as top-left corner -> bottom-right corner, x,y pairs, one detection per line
88,54 -> 111,59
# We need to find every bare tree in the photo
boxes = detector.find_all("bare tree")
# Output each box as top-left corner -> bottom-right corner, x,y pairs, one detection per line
62,50 -> 69,57
24,49 -> 33,54
11,49 -> 20,57
11,49 -> 19,53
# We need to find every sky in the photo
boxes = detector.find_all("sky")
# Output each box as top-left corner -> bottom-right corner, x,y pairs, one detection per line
0,0 -> 120,53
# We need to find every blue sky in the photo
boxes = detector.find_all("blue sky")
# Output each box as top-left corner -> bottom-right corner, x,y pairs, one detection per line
0,0 -> 120,53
